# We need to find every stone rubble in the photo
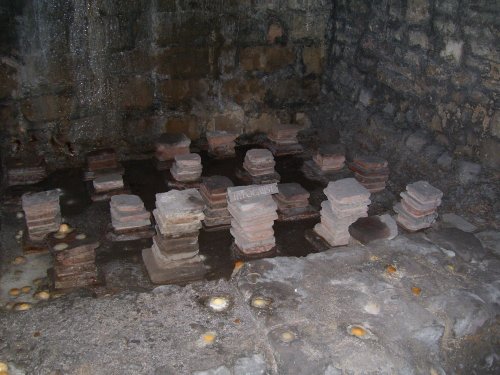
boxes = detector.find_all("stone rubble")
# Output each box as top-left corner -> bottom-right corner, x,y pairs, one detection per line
349,155 -> 389,193
394,181 -> 443,232
170,153 -> 203,182
143,189 -> 206,284
314,178 -> 371,247
206,131 -> 238,158
22,189 -> 61,242
200,175 -> 234,230
154,133 -> 191,170
228,185 -> 278,256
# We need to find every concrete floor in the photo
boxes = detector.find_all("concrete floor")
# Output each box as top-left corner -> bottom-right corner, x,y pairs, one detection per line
0,153 -> 499,374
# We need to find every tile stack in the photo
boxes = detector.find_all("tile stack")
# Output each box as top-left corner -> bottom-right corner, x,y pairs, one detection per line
22,190 -> 61,242
349,156 -> 389,193
50,235 -> 99,290
109,195 -> 153,240
394,180 -> 443,232
241,149 -> 280,184
313,144 -> 346,172
93,173 -> 125,195
143,189 -> 206,284
274,183 -> 318,221
6,155 -> 47,186
206,131 -> 238,158
170,153 -> 203,182
200,176 -> 234,230
302,144 -> 346,183
154,133 -> 191,170
84,148 -> 123,181
265,124 -> 303,156
228,185 -> 279,257
314,178 -> 371,247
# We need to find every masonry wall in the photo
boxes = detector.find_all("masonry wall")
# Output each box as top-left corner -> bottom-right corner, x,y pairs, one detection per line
324,0 -> 499,170
0,0 -> 331,168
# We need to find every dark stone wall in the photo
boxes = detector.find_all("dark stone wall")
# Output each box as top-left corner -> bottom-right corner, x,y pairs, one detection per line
323,0 -> 500,170
1,0 -> 498,172
0,0 -> 331,168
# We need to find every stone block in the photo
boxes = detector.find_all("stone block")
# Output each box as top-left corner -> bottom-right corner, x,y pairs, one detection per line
118,75 -> 154,110
267,22 -> 284,44
206,104 -> 245,134
160,79 -> 209,109
267,78 -> 320,105
100,14 -> 139,52
490,110 -> 500,138
480,138 -> 500,170
21,93 -> 72,123
222,78 -> 265,104
405,0 -> 430,24
155,11 -> 214,47
240,46 -> 295,73
68,114 -> 120,145
457,160 -> 481,184
0,62 -> 17,100
122,116 -> 165,145
303,47 -> 324,75
108,49 -> 153,74
246,112 -> 280,134
408,30 -> 429,49
165,115 -> 201,140
288,11 -> 328,42
156,48 -> 210,78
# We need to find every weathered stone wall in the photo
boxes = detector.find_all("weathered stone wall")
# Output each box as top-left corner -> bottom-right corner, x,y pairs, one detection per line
324,0 -> 499,170
0,0 -> 331,168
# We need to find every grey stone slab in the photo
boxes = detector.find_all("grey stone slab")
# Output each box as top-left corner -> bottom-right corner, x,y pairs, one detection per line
425,228 -> 487,262
474,230 -> 500,257
457,160 -> 481,185
441,213 -> 477,233
110,194 -> 144,211
406,181 -> 443,204
22,189 -> 61,208
155,189 -> 205,217
323,178 -> 371,204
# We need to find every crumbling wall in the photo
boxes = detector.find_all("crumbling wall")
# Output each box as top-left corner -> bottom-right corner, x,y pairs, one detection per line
323,0 -> 499,170
0,0 -> 331,168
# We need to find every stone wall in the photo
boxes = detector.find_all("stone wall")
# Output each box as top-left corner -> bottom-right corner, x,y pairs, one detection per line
0,0 -> 331,168
324,0 -> 499,170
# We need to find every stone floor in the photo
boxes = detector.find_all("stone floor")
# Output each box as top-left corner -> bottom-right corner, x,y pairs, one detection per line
0,230 -> 499,374
0,153 -> 499,374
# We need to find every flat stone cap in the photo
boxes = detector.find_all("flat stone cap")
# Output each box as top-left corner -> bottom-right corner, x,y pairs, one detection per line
156,189 -> 205,214
324,178 -> 371,203
202,175 -> 234,193
111,194 -> 144,209
406,181 -> 443,203
22,189 -> 61,207
245,149 -> 274,162
174,153 -> 201,165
